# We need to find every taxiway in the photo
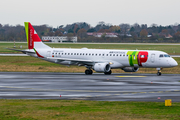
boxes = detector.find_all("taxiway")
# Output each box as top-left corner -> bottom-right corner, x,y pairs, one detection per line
0,72 -> 180,102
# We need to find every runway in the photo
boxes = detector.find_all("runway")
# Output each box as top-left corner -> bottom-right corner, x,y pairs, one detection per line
0,72 -> 180,102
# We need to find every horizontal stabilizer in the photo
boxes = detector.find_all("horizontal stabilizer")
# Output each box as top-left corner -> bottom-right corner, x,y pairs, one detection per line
5,48 -> 35,54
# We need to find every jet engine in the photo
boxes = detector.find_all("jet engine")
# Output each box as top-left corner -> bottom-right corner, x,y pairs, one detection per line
93,63 -> 111,72
122,67 -> 139,72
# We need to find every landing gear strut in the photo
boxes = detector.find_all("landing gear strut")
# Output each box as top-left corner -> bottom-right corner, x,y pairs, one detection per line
85,69 -> 93,75
156,68 -> 162,76
104,70 -> 112,75
157,71 -> 162,76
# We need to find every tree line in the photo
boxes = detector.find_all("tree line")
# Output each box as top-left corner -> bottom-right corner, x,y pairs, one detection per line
0,21 -> 180,43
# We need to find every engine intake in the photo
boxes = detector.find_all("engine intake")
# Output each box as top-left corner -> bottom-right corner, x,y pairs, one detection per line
93,63 -> 111,72
122,67 -> 139,72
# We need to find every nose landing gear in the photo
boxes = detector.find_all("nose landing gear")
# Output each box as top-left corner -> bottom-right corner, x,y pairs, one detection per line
157,71 -> 162,76
156,68 -> 162,76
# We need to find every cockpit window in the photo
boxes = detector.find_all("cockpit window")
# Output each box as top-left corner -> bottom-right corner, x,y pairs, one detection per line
164,54 -> 170,57
159,54 -> 170,58
159,54 -> 163,57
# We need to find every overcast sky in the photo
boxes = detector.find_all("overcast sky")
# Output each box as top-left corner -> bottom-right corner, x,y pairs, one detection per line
1,0 -> 180,27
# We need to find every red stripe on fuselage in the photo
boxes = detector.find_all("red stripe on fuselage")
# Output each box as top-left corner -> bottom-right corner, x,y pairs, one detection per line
36,51 -> 44,58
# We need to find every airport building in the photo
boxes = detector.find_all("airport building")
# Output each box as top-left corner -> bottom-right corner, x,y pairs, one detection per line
42,36 -> 77,43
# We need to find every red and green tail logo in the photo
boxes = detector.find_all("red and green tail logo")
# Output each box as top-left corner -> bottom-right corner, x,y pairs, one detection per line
24,22 -> 42,49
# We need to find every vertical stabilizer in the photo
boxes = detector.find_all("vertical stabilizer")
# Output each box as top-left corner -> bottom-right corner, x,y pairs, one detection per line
24,22 -> 51,49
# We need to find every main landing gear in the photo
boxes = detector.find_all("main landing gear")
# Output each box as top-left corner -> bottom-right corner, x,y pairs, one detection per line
85,69 -> 112,75
156,68 -> 162,76
104,70 -> 112,75
85,69 -> 93,75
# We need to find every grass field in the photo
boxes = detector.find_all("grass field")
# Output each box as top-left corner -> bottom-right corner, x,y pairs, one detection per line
1,42 -> 180,55
0,100 -> 180,120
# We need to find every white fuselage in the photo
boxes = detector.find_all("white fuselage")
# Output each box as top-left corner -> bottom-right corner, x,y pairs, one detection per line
31,47 -> 178,69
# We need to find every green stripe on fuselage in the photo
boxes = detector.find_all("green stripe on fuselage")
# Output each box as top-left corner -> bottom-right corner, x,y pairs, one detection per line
127,51 -> 139,66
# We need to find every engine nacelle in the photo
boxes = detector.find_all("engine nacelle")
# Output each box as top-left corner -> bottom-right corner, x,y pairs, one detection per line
122,67 -> 139,72
93,63 -> 111,72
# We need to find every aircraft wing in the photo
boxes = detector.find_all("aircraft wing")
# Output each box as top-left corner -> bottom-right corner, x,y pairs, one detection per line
5,48 -> 35,54
46,57 -> 116,67
47,57 -> 94,63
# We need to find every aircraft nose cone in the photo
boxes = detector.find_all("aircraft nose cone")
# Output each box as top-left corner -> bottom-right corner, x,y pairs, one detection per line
171,59 -> 178,67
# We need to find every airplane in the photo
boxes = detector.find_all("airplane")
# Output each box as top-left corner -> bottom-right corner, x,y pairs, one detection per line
7,22 -> 178,76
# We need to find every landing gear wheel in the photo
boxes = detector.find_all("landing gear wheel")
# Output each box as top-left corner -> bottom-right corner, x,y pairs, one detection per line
156,68 -> 162,76
104,70 -> 112,75
85,69 -> 93,75
157,71 -> 161,76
